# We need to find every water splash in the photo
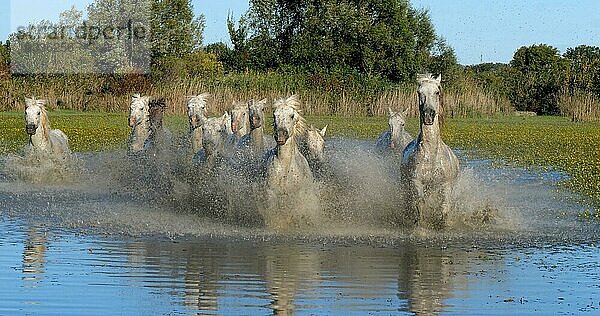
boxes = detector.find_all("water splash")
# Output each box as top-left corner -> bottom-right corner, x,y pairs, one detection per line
0,139 -> 592,240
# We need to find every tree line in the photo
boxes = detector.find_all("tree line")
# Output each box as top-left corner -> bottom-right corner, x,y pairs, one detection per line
0,0 -> 599,119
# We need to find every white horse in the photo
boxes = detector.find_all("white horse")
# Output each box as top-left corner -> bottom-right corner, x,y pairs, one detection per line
401,74 -> 459,229
144,98 -> 173,155
24,97 -> 70,158
187,93 -> 210,154
376,108 -> 412,153
194,112 -> 231,167
299,125 -> 327,170
263,95 -> 320,230
237,99 -> 275,154
128,94 -> 151,153
230,101 -> 250,139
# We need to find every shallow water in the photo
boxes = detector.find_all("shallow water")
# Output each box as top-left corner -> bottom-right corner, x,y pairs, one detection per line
1,139 -> 599,315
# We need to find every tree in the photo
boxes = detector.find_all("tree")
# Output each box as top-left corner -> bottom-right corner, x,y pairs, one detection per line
233,0 -> 454,82
509,44 -> 567,114
86,0 -> 152,73
9,6 -> 96,73
563,45 -> 600,97
150,0 -> 195,60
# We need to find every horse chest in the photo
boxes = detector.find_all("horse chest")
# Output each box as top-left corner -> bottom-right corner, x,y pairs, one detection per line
269,153 -> 312,187
190,128 -> 203,151
411,144 -> 452,180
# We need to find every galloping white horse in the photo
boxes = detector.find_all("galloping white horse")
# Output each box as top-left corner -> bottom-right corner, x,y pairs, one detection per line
194,112 -> 231,166
144,98 -> 173,155
128,94 -> 151,153
299,125 -> 327,170
230,101 -> 250,140
187,93 -> 210,154
237,99 -> 274,154
24,97 -> 70,158
401,74 -> 459,229
376,108 -> 412,153
264,95 -> 320,230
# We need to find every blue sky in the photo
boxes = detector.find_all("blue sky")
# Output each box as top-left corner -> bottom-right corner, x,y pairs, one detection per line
2,0 -> 599,65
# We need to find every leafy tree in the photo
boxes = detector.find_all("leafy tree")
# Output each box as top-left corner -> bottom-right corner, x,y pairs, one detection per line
150,0 -> 195,60
0,41 -> 9,80
509,44 -> 567,114
563,45 -> 600,97
234,0 -> 455,82
9,6 -> 96,73
87,0 -> 152,73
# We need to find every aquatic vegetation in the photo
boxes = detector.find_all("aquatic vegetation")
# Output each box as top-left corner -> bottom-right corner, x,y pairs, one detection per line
1,112 -> 598,206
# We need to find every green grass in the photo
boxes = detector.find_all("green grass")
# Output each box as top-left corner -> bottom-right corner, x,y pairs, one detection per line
1,110 -> 599,206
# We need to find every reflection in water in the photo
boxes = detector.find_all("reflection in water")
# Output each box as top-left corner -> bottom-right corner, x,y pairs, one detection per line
262,244 -> 321,315
119,238 -> 489,315
182,249 -> 220,313
1,219 -> 599,315
22,225 -> 48,283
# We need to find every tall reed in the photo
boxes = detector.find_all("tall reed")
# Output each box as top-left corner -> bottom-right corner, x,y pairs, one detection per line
0,73 -> 513,118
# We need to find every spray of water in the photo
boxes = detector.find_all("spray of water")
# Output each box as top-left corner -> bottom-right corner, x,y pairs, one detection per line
0,137 -> 588,239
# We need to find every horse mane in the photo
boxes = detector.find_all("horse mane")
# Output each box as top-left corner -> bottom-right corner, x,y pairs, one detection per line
274,95 -> 307,137
26,97 -> 51,132
187,93 -> 209,108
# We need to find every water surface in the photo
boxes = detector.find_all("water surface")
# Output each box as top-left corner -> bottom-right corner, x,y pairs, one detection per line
1,140 -> 599,315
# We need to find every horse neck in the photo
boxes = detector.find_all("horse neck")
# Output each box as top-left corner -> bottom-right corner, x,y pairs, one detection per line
237,123 -> 249,137
30,116 -> 50,149
250,126 -> 265,147
419,118 -> 442,146
276,133 -> 299,163
133,116 -> 150,138
391,126 -> 405,141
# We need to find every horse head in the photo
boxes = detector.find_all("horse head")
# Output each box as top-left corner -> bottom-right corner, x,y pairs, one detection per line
273,95 -> 304,146
230,101 -> 249,135
129,94 -> 150,128
187,93 -> 209,129
202,112 -> 229,156
417,74 -> 442,126
388,107 -> 408,133
148,97 -> 166,130
248,98 -> 267,130
25,97 -> 47,135
305,125 -> 327,162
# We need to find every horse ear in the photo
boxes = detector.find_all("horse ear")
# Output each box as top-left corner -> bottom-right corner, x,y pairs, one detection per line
435,74 -> 442,84
402,108 -> 409,117
388,107 -> 394,116
25,97 -> 33,108
320,125 -> 328,137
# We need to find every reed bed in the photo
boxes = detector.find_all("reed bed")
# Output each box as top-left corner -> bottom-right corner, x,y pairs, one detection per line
559,93 -> 600,122
0,73 -> 513,118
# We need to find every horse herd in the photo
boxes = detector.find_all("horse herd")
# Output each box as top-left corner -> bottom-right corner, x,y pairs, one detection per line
18,74 -> 459,231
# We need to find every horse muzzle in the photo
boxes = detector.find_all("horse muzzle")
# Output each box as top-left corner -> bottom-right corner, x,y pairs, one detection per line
26,124 -> 37,135
128,116 -> 137,128
275,129 -> 289,146
189,115 -> 198,128
251,115 -> 262,129
423,109 -> 436,126
231,121 -> 240,133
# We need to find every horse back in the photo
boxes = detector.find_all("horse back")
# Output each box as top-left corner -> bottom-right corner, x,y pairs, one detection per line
49,129 -> 70,154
